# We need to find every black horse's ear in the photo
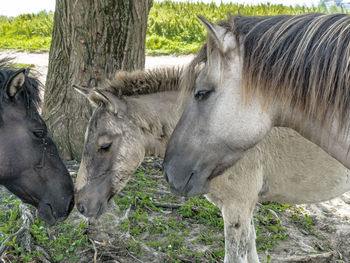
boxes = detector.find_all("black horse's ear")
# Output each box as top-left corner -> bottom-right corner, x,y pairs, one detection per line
6,69 -> 26,97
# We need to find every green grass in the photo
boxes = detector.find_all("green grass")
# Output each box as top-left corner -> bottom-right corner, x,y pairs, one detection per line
12,63 -> 35,68
29,219 -> 90,262
290,206 -> 315,233
0,194 -> 41,262
254,202 -> 289,251
0,196 -> 90,262
0,163 -> 337,261
0,11 -> 53,52
0,1 -> 346,55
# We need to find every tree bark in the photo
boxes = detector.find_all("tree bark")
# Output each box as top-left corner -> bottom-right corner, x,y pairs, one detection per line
43,0 -> 153,160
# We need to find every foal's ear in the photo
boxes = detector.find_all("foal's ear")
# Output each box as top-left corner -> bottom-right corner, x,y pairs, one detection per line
73,85 -> 125,114
72,85 -> 90,98
6,69 -> 26,98
90,90 -> 127,115
197,15 -> 235,53
89,90 -> 114,112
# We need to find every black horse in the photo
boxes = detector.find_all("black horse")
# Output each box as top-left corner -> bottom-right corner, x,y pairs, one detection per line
0,59 -> 74,225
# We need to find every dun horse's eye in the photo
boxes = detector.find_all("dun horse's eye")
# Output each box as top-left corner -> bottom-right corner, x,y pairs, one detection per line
99,142 -> 112,152
194,90 -> 213,101
33,130 -> 45,138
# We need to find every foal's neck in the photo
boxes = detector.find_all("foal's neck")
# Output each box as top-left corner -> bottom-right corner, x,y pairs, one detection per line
127,91 -> 181,158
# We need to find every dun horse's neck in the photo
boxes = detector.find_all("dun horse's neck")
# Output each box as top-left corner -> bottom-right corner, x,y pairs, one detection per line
277,108 -> 350,168
127,91 -> 181,158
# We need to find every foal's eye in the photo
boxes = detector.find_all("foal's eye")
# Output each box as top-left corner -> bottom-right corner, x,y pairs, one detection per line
33,130 -> 45,138
194,90 -> 213,101
99,142 -> 112,152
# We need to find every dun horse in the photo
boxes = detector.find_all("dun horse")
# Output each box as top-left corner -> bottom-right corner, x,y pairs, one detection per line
164,13 -> 350,193
74,67 -> 350,262
0,59 -> 74,225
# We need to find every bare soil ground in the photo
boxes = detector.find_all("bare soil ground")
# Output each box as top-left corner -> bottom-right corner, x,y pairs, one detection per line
0,51 -> 349,263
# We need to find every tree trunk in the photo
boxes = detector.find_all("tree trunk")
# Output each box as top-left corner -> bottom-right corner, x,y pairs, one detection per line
43,0 -> 153,160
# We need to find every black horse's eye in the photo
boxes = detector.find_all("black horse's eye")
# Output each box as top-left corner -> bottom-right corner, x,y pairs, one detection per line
33,130 -> 45,138
99,142 -> 112,152
194,90 -> 213,101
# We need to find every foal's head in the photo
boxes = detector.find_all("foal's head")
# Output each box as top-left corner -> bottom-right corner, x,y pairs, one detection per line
73,86 -> 146,218
73,68 -> 182,218
0,63 -> 74,224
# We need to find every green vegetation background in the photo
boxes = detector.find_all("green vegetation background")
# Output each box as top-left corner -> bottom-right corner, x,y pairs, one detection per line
0,1 -> 342,55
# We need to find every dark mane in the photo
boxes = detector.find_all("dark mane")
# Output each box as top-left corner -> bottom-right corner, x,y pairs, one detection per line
96,67 -> 183,97
0,58 -> 42,115
235,13 -> 350,130
184,13 -> 350,131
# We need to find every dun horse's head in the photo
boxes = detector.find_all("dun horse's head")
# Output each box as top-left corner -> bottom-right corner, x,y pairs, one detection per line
73,86 -> 145,218
163,16 -> 274,196
0,66 -> 74,225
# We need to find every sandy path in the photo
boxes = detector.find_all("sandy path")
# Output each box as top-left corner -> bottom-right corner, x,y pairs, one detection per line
0,50 -> 194,84
0,50 -> 194,68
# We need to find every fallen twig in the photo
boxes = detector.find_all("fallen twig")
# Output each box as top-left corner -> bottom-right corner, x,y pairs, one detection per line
127,252 -> 145,263
153,201 -> 183,209
276,251 -> 337,262
153,189 -> 171,195
122,205 -> 132,221
34,245 -> 51,263
89,238 -> 98,263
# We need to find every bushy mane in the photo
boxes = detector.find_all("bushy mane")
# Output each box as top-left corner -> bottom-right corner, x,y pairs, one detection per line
184,13 -> 350,131
96,67 -> 183,97
0,58 -> 41,113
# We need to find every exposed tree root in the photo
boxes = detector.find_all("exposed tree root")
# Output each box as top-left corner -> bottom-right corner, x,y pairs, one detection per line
0,203 -> 33,256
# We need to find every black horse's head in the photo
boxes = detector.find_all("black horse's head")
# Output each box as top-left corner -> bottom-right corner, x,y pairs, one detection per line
0,60 -> 74,225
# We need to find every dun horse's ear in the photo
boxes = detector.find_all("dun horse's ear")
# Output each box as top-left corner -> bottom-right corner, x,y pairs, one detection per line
197,15 -> 235,53
72,85 -> 90,98
6,69 -> 26,97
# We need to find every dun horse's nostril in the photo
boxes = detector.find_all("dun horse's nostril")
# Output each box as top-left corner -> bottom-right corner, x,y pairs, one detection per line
164,172 -> 169,183
77,202 -> 86,214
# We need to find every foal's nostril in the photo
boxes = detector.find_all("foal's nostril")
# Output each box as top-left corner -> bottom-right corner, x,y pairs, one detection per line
77,202 -> 86,215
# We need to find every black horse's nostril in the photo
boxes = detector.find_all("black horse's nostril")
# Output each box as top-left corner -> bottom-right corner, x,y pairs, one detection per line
77,202 -> 86,215
67,196 -> 75,214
